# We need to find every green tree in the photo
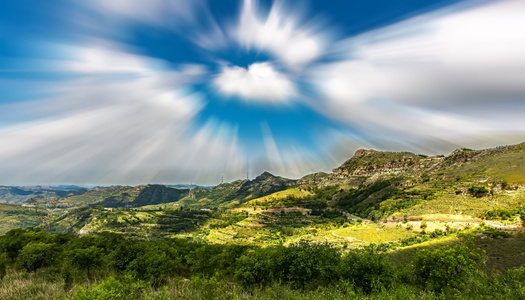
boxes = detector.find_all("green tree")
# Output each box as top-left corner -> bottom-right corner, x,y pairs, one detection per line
127,246 -> 180,286
285,241 -> 340,289
68,246 -> 104,278
468,186 -> 488,197
16,242 -> 59,272
108,241 -> 145,272
235,246 -> 287,287
338,245 -> 396,293
0,227 -> 46,260
412,242 -> 483,291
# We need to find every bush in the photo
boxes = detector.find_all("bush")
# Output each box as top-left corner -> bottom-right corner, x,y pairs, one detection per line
338,245 -> 396,293
235,246 -> 287,287
420,220 -> 427,230
412,243 -> 483,291
72,275 -> 148,300
468,186 -> 488,198
235,241 -> 340,289
284,241 -> 340,289
128,247 -> 180,286
16,242 -> 59,272
109,241 -> 145,272
0,227 -> 47,260
67,246 -> 104,277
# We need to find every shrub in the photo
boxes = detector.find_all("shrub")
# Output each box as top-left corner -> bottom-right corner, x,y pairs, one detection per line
109,241 -> 145,272
235,246 -> 286,287
468,186 -> 488,198
16,242 -> 59,272
128,246 -> 180,286
284,241 -> 340,289
338,245 -> 396,293
67,246 -> 104,278
412,242 -> 484,291
72,275 -> 147,300
420,220 -> 427,230
0,227 -> 47,260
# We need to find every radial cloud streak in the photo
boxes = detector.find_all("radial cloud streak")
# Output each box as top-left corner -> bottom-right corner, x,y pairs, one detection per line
307,0 -> 525,150
1,0 -> 524,185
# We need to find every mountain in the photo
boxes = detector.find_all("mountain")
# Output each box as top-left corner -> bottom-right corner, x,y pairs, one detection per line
0,185 -> 89,205
0,203 -> 41,234
182,171 -> 297,208
307,142 -> 525,220
0,141 -> 520,245
57,184 -> 189,209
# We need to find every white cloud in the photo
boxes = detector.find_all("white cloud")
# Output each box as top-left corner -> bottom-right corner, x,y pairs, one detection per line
0,42 -> 248,185
307,0 -> 525,146
321,0 -> 525,106
214,62 -> 295,102
235,0 -> 324,70
86,0 -> 202,27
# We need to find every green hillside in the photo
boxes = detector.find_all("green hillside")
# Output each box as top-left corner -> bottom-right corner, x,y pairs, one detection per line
46,142 -> 525,241
179,172 -> 296,208
0,185 -> 88,205
57,184 -> 189,210
0,203 -> 41,234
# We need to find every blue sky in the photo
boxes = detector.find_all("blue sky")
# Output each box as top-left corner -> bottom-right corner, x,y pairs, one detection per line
1,0 -> 524,185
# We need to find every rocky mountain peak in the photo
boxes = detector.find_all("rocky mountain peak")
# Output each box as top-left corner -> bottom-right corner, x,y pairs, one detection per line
255,171 -> 275,181
353,149 -> 378,158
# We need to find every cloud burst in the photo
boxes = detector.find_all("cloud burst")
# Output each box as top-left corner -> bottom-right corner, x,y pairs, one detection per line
214,62 -> 295,102
1,0 -> 525,185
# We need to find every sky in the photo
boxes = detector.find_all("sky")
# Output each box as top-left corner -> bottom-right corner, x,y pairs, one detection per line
0,0 -> 524,185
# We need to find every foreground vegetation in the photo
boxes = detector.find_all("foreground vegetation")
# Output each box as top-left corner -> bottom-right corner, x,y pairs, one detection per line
1,228 -> 525,299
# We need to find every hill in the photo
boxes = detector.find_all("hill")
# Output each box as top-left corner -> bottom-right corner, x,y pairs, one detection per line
0,185 -> 88,205
0,203 -> 41,234
57,184 -> 189,210
0,141 -> 521,247
179,171 -> 297,208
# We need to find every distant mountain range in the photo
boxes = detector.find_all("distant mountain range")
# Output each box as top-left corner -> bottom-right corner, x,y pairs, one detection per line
0,185 -> 89,205
1,141 -> 524,235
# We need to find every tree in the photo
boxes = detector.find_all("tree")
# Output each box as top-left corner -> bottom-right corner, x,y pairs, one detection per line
68,246 -> 104,278
285,241 -> 340,289
128,250 -> 176,286
412,242 -> 483,291
338,245 -> 396,293
108,241 -> 145,272
235,246 -> 287,287
16,242 -> 59,272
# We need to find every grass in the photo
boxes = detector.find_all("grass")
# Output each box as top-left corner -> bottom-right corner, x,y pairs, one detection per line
243,188 -> 313,207
333,225 -> 417,244
474,232 -> 525,272
0,269 -> 65,300
389,229 -> 525,275
394,190 -> 525,218
0,204 -> 41,234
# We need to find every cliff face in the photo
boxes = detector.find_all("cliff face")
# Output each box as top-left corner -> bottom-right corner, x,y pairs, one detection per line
317,142 -> 525,190
333,149 -> 429,176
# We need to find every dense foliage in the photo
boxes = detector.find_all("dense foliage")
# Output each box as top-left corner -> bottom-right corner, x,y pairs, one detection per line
0,228 -> 524,299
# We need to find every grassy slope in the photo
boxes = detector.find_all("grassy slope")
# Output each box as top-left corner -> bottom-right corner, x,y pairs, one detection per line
57,185 -> 188,210
0,186 -> 88,205
0,203 -> 41,234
